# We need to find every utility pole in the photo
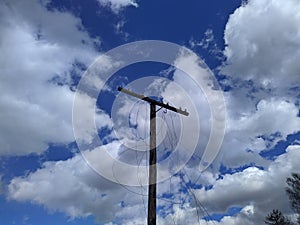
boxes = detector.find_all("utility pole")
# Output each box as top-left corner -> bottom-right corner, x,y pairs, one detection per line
118,87 -> 189,225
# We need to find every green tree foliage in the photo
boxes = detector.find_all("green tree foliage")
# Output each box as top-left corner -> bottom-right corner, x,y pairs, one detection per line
265,209 -> 294,225
286,173 -> 300,224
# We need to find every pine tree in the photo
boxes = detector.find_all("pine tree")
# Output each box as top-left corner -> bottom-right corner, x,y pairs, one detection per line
264,209 -> 294,225
286,173 -> 300,224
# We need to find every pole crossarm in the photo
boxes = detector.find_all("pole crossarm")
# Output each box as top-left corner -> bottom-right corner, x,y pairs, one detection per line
117,86 -> 189,116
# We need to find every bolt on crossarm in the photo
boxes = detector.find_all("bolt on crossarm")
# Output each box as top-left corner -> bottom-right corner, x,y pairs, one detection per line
117,86 -> 189,225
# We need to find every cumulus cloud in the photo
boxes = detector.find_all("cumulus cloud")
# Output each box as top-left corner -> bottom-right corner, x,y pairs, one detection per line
194,144 -> 300,224
163,49 -> 226,171
231,98 -> 300,140
0,0 -> 98,155
97,0 -> 138,13
85,139 -> 292,225
221,0 -> 300,92
8,152 -> 125,222
217,96 -> 300,168
215,0 -> 300,169
7,142 -> 181,223
158,45 -> 299,171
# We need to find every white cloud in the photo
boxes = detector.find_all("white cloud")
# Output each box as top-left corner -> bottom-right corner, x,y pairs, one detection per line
215,0 -> 300,169
158,47 -> 299,172
189,29 -> 222,57
190,29 -> 215,50
97,0 -> 138,13
0,0 -> 99,155
194,144 -> 300,224
162,50 -> 226,171
8,152 -> 125,222
221,0 -> 300,92
8,141 -> 173,223
232,98 -> 300,139
217,96 -> 300,168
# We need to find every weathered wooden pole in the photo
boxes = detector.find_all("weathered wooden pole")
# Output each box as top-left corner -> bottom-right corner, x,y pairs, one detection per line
118,86 -> 188,225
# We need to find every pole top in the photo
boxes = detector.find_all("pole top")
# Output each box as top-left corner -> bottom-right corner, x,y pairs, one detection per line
117,86 -> 189,116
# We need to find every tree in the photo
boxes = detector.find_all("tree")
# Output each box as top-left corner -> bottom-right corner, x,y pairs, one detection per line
265,209 -> 294,225
265,173 -> 300,224
286,173 -> 300,224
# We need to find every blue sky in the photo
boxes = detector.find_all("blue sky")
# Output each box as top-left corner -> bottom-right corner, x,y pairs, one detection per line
0,0 -> 300,224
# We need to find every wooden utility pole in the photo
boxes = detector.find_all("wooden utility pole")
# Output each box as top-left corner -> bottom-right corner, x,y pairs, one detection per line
148,102 -> 157,225
118,87 -> 189,225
